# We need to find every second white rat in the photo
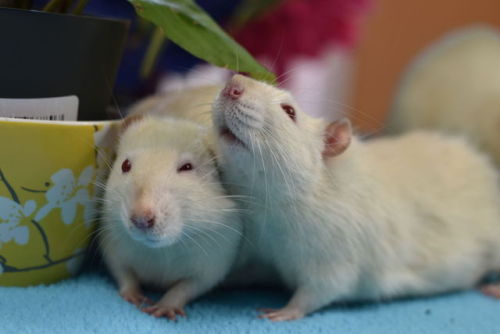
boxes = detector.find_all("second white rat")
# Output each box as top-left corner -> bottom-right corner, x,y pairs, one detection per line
100,116 -> 242,320
212,74 -> 500,321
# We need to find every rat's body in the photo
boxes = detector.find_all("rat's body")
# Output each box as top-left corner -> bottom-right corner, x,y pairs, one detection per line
127,85 -> 221,126
101,116 -> 242,319
212,75 -> 500,320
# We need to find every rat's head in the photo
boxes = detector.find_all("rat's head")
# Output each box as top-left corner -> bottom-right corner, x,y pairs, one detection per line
104,116 -> 234,248
212,74 -> 353,191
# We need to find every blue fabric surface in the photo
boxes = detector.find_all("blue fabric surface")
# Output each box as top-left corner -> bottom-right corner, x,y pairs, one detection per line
1,269 -> 499,334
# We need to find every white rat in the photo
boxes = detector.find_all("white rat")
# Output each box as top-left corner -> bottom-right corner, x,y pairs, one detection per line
212,74 -> 500,321
100,115 -> 242,320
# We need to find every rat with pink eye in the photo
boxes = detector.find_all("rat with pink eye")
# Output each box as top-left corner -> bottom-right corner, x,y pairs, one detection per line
100,115 -> 242,320
212,74 -> 500,321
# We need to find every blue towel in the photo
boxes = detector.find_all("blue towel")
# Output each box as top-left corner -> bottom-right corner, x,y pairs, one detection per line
1,268 -> 499,334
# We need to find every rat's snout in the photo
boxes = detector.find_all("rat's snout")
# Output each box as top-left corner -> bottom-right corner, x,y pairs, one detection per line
130,209 -> 156,230
222,81 -> 244,100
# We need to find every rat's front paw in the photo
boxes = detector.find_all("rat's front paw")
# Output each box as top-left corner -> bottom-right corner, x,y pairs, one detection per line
120,288 -> 152,307
258,307 -> 305,321
142,304 -> 187,320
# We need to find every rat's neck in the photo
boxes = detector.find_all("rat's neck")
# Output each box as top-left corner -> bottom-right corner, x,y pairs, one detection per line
321,136 -> 364,188
224,136 -> 363,201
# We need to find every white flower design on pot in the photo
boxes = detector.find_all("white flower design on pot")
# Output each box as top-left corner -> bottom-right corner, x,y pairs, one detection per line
35,166 -> 95,225
0,197 -> 35,248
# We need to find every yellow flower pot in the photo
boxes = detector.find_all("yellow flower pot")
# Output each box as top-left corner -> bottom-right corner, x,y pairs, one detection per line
0,118 -> 119,286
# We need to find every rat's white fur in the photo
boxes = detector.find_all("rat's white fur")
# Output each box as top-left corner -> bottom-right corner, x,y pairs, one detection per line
101,116 -> 242,318
126,85 -> 221,126
213,74 -> 500,320
388,26 -> 500,167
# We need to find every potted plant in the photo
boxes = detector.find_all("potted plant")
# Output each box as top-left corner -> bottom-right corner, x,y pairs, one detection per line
0,5 -> 129,120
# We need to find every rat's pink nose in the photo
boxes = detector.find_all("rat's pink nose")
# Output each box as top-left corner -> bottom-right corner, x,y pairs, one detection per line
130,211 -> 155,230
222,83 -> 244,100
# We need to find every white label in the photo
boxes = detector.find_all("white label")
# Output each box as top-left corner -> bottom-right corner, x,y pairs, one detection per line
0,96 -> 79,121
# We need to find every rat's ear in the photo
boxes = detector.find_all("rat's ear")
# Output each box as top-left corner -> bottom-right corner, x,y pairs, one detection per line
322,118 -> 352,159
121,114 -> 143,134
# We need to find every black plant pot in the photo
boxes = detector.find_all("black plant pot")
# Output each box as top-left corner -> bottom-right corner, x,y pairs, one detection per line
0,8 -> 129,121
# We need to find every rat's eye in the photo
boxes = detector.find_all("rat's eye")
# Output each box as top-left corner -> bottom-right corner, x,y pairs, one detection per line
177,163 -> 194,173
121,159 -> 132,173
281,103 -> 296,121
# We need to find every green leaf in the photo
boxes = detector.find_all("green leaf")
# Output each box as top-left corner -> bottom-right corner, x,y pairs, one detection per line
140,26 -> 168,79
129,0 -> 276,84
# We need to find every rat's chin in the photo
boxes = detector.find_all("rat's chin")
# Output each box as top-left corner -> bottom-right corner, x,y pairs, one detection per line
141,238 -> 176,248
219,126 -> 247,149
127,227 -> 180,248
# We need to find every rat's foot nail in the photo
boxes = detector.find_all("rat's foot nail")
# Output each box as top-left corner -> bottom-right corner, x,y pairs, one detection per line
120,290 -> 150,307
481,284 -> 500,298
258,308 -> 304,322
142,305 -> 186,320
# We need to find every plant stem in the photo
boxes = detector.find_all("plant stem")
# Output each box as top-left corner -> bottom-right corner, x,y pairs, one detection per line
1,250 -> 85,273
72,0 -> 88,15
0,169 -> 19,204
43,0 -> 64,12
21,187 -> 47,193
140,26 -> 168,79
30,219 -> 53,263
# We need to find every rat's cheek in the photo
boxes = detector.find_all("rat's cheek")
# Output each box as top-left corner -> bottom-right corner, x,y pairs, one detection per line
158,219 -> 184,244
164,200 -> 183,228
213,110 -> 226,127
